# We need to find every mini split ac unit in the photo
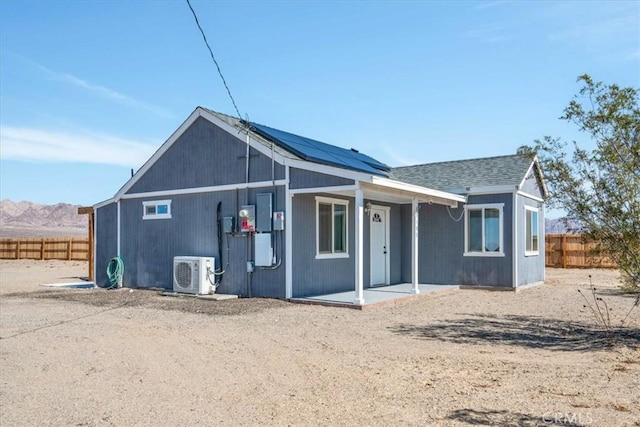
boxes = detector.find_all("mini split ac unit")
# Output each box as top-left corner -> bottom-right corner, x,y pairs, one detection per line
173,256 -> 215,295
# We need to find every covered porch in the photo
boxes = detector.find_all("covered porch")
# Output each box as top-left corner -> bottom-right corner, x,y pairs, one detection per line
291,282 -> 459,309
287,175 -> 466,306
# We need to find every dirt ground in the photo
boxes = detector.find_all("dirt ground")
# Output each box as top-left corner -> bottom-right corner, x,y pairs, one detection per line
1,260 -> 638,426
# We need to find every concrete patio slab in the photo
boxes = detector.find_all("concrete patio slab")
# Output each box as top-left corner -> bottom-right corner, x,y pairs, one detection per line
291,283 -> 459,309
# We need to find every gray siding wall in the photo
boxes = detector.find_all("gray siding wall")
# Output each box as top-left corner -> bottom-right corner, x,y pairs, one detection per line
289,168 -> 354,190
517,195 -> 545,285
118,186 -> 286,297
402,193 -> 514,287
127,117 -> 285,194
520,171 -> 544,199
95,202 -> 117,287
291,193 -> 355,297
290,194 -> 402,297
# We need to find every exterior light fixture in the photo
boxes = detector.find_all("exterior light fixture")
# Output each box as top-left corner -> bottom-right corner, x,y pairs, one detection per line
365,202 -> 373,215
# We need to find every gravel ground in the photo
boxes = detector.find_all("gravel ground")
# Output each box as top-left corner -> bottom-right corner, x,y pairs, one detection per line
0,260 -> 638,426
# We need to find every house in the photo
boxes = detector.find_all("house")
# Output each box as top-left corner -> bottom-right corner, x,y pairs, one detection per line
94,107 -> 547,304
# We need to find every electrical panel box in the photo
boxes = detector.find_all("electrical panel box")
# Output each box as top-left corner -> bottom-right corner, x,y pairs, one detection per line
254,233 -> 273,267
239,205 -> 255,233
256,193 -> 273,232
223,216 -> 235,234
273,211 -> 285,231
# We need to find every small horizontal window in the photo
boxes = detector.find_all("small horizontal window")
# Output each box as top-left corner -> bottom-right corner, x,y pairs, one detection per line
143,200 -> 172,220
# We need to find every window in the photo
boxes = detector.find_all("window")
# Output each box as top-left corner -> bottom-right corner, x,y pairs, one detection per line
525,206 -> 539,255
464,204 -> 504,256
143,200 -> 172,220
316,196 -> 348,258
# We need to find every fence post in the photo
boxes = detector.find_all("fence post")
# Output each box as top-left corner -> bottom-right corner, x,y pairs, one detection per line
561,234 -> 567,269
40,238 -> 45,260
16,240 -> 21,259
67,239 -> 72,260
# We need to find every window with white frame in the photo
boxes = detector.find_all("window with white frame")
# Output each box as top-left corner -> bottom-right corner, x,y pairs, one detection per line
142,200 -> 172,220
464,203 -> 504,256
316,196 -> 348,258
525,206 -> 539,255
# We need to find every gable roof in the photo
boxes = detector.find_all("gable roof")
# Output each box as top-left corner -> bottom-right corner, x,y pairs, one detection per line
203,108 -> 390,177
390,154 -> 545,195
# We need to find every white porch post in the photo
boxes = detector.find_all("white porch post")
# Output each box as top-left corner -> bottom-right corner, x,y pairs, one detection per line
411,198 -> 420,294
284,166 -> 293,299
354,187 -> 365,305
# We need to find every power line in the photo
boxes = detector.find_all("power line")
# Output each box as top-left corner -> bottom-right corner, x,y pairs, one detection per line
185,0 -> 242,120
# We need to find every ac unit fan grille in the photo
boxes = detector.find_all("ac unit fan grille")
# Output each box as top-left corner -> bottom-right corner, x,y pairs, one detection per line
174,261 -> 193,289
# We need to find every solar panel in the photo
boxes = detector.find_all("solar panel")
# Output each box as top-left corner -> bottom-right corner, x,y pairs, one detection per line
251,123 -> 390,176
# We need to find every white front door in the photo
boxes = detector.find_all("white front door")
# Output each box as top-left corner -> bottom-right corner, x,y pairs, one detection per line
370,207 -> 389,286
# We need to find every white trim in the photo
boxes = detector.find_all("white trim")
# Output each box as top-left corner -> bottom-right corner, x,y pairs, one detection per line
512,192 -> 518,288
448,185 -> 517,196
464,203 -> 505,257
285,159 -> 373,182
518,160 -> 536,190
114,109 -> 202,199
524,205 -> 540,256
410,198 -> 420,294
93,207 -> 98,284
122,180 -> 287,200
463,252 -> 505,258
142,199 -> 172,220
369,176 -> 465,205
94,198 -> 115,209
113,107 -> 288,200
116,200 -> 121,257
315,253 -> 350,260
354,187 -> 364,305
285,166 -> 293,299
517,190 -> 544,203
369,205 -> 391,286
315,196 -> 349,259
315,195 -> 350,205
289,184 -> 358,195
518,156 -> 548,198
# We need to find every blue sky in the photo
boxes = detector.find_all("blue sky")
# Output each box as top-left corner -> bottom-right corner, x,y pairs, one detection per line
1,0 -> 638,213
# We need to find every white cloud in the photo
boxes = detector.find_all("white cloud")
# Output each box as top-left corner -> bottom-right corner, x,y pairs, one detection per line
550,15 -> 639,45
474,1 -> 514,10
12,53 -> 173,118
461,24 -> 510,44
0,125 -> 157,167
378,143 -> 425,167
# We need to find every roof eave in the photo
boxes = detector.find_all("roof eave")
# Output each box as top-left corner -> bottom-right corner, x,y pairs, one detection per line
369,176 -> 466,206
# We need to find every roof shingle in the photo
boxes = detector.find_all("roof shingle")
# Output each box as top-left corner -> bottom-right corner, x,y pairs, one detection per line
390,154 -> 534,193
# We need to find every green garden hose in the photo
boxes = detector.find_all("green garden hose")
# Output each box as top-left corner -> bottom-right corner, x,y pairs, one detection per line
106,256 -> 124,288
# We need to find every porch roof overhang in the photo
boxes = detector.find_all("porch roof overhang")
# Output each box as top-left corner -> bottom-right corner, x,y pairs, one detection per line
290,176 -> 466,207
366,176 -> 466,207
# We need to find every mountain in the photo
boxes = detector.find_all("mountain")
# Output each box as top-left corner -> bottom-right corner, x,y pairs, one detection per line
0,199 -> 88,238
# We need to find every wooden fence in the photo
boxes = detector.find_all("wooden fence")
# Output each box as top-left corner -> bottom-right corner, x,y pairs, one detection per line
0,234 -> 617,269
0,238 -> 90,261
545,234 -> 617,269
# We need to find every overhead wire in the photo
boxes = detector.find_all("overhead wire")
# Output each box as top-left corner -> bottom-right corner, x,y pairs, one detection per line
185,0 -> 242,120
